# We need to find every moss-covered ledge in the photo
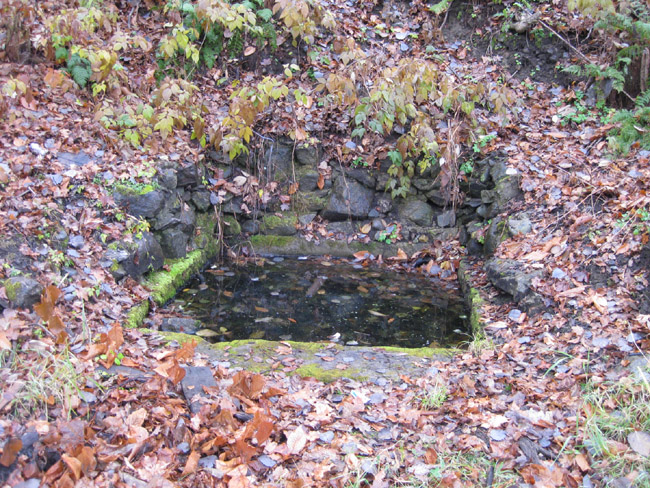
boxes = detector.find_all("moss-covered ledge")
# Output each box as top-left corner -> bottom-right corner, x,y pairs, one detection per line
142,334 -> 455,383
458,259 -> 486,335
124,216 -> 219,328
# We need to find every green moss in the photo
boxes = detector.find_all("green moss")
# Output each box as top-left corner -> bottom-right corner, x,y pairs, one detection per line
467,288 -> 484,334
4,279 -> 21,303
142,328 -> 206,345
378,345 -> 458,358
458,260 -> 485,335
125,301 -> 150,329
114,183 -> 156,196
223,215 -> 242,236
262,214 -> 297,228
250,234 -> 295,248
293,363 -> 366,383
292,192 -> 328,213
143,250 -> 208,304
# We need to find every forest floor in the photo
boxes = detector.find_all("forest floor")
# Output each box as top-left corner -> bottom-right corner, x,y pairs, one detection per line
1,0 -> 650,487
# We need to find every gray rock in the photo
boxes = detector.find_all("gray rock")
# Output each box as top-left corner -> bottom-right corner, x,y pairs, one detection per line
399,198 -> 434,227
4,276 -> 43,310
346,168 -> 377,189
58,151 -> 92,168
161,318 -> 201,334
519,292 -> 547,316
176,161 -> 200,187
199,456 -> 217,468
113,187 -> 166,219
68,235 -> 84,249
295,144 -> 321,166
327,221 -> 356,234
160,228 -> 190,259
29,143 -> 47,157
321,177 -> 375,221
412,178 -> 437,192
436,209 -> 456,228
299,170 -> 320,192
191,190 -> 212,212
157,168 -> 177,190
105,231 -> 165,280
484,217 -> 507,257
507,213 -> 532,236
484,258 -> 541,302
489,157 -> 509,182
298,213 -> 316,226
494,174 -> 522,207
13,480 -> 40,488
481,189 -> 496,204
241,220 -> 260,234
181,366 -> 217,413
425,189 -> 447,207
264,142 -> 293,180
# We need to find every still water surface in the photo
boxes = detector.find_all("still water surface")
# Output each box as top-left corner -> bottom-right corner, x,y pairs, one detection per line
167,258 -> 467,348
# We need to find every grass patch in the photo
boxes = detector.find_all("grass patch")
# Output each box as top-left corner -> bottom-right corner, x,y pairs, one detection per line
0,343 -> 90,419
416,378 -> 447,410
579,366 -> 650,485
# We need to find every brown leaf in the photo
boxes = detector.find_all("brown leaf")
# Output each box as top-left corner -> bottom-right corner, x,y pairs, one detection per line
573,453 -> 590,472
359,223 -> 371,234
0,437 -> 22,467
76,445 -> 96,475
181,451 -> 200,477
61,453 -> 82,481
317,174 -> 325,190
233,437 -> 257,463
424,447 -> 438,464
228,371 -> 265,400
286,426 -> 308,455
244,46 -> 256,56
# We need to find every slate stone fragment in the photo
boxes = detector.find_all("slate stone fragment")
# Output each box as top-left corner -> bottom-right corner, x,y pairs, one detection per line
181,366 -> 217,413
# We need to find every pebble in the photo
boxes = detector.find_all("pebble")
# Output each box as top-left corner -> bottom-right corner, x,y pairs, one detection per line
29,142 -> 47,156
177,442 -> 190,454
551,268 -> 567,279
198,455 -> 217,468
319,431 -> 334,443
508,309 -> 522,321
257,454 -> 276,468
489,429 -> 507,441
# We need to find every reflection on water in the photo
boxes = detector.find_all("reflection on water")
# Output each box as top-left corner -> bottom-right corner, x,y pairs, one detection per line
166,258 -> 468,348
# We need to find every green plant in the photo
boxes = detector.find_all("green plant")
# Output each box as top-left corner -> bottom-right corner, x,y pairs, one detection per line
272,0 -> 336,45
417,379 -> 448,409
213,76 -> 288,159
47,249 -> 73,270
99,351 -> 124,366
157,0 -> 278,80
376,225 -> 400,244
459,159 -> 474,175
472,133 -> 497,153
351,157 -> 368,168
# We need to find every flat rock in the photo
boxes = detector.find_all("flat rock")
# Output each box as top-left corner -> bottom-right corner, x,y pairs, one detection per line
484,258 -> 541,302
181,366 -> 218,413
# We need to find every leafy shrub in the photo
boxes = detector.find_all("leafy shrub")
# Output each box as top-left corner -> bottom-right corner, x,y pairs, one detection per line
157,0 -> 278,79
567,0 -> 650,151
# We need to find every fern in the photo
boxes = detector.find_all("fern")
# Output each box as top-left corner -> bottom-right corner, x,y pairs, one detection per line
636,88 -> 650,108
66,54 -> 92,88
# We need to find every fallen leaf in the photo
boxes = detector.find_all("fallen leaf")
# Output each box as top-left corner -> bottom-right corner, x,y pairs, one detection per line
0,438 -> 22,467
628,431 -> 650,457
286,426 -> 308,455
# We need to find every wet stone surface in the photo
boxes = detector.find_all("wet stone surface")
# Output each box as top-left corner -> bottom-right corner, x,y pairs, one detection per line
166,258 -> 467,348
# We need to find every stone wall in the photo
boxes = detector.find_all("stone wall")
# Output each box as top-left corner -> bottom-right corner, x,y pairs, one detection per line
207,140 -> 525,257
